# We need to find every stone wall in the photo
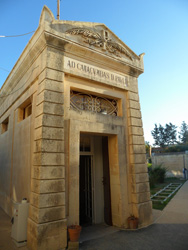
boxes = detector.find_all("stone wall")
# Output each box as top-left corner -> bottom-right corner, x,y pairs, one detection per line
151,152 -> 188,177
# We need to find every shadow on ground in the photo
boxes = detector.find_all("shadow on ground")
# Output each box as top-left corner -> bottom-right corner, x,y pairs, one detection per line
80,223 -> 188,250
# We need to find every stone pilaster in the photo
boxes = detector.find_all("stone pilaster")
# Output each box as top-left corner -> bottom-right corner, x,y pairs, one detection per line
127,89 -> 152,227
27,67 -> 67,250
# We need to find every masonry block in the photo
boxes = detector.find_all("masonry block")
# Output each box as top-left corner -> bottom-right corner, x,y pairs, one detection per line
132,201 -> 152,227
36,102 -> 64,117
35,114 -> 64,129
30,192 -> 65,208
31,179 -> 65,193
131,163 -> 148,174
129,109 -> 141,118
27,218 -> 67,250
38,79 -> 64,94
34,139 -> 64,153
131,182 -> 150,193
130,154 -> 146,164
36,90 -> 64,106
131,192 -> 151,203
128,92 -> 139,101
29,205 -> 66,223
132,173 -> 149,183
130,145 -> 146,154
128,100 -> 140,109
129,117 -> 143,127
33,152 -> 64,166
129,126 -> 143,136
32,166 -> 65,179
38,68 -> 64,83
34,127 -> 64,140
129,135 -> 145,145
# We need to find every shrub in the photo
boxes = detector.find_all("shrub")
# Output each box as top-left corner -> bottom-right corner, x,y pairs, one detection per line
149,164 -> 167,187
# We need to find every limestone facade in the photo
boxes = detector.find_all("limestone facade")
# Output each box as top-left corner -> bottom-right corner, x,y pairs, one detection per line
0,6 -> 152,250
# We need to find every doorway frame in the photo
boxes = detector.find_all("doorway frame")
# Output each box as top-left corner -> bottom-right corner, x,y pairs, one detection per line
66,119 -> 129,227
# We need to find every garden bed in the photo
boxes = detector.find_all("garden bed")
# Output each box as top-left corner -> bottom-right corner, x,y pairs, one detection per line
150,177 -> 186,210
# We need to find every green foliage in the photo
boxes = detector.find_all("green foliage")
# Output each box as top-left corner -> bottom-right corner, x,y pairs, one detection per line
145,141 -> 150,154
164,144 -> 188,153
179,121 -> 188,144
148,163 -> 152,168
151,123 -> 177,147
149,165 -> 167,188
151,178 -> 186,210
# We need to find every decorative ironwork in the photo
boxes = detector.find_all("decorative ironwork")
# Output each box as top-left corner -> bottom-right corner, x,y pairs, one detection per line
66,28 -> 133,60
70,91 -> 118,116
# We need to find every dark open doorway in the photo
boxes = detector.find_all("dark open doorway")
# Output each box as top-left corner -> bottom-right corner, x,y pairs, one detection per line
79,155 -> 92,226
79,135 -> 112,227
102,137 -> 112,226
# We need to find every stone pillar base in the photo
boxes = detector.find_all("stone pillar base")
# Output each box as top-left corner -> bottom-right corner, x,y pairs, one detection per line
27,218 -> 67,250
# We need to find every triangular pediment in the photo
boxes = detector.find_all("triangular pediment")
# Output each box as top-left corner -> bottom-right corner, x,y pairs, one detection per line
40,6 -> 141,63
63,23 -> 139,61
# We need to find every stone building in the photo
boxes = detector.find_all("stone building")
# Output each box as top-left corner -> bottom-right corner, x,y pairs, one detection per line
0,6 -> 152,250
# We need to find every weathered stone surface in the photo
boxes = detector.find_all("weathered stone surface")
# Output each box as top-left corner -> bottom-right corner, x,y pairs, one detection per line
29,205 -> 66,223
0,6 -> 153,250
129,117 -> 143,127
36,90 -> 64,106
129,126 -> 143,136
131,163 -> 148,174
35,114 -> 64,129
38,79 -> 64,95
130,154 -> 146,164
132,173 -> 149,183
128,100 -> 140,110
30,192 -> 65,208
32,166 -> 65,179
130,145 -> 146,154
128,92 -> 139,101
31,179 -> 65,193
131,181 -> 150,194
129,135 -> 145,145
27,218 -> 67,250
34,127 -> 64,140
34,139 -> 64,153
131,192 -> 151,203
132,201 -> 153,227
129,109 -> 141,118
33,152 -> 64,166
38,68 -> 64,83
36,102 -> 64,117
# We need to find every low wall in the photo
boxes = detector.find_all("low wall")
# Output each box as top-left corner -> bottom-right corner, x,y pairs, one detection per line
151,152 -> 188,177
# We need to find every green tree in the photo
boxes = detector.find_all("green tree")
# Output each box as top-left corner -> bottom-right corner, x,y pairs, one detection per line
151,124 -> 165,147
151,123 -> 177,147
164,123 -> 177,145
145,141 -> 150,154
179,121 -> 188,144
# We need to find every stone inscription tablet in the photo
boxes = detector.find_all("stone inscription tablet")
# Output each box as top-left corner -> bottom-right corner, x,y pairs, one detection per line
64,57 -> 128,90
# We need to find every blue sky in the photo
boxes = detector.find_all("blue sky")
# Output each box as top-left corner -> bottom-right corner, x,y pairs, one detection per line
1,0 -> 188,144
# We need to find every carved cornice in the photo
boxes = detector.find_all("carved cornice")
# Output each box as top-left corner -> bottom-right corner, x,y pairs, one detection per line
66,28 -> 133,60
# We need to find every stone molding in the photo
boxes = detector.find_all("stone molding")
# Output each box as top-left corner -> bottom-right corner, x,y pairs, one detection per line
66,28 -> 133,60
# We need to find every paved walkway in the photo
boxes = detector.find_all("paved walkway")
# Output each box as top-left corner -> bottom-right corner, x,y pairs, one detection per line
0,181 -> 188,250
80,180 -> 188,250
